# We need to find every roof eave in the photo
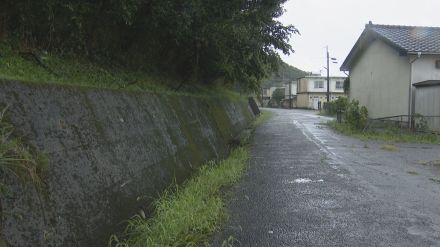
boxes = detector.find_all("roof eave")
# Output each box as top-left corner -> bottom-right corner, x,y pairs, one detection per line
407,51 -> 440,55
341,27 -> 410,71
340,28 -> 374,72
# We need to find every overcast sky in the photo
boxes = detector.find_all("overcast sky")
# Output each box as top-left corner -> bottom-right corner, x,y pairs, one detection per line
278,0 -> 440,76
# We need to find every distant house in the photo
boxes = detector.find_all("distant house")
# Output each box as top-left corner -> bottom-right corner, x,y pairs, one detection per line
262,86 -> 285,107
282,81 -> 297,108
341,22 -> 440,126
296,75 -> 347,109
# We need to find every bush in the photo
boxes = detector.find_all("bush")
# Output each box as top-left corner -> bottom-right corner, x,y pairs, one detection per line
323,97 -> 348,115
345,100 -> 368,130
270,88 -> 285,108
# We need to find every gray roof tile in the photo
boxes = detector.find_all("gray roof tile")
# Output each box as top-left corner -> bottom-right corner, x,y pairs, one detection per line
341,23 -> 440,71
369,24 -> 440,54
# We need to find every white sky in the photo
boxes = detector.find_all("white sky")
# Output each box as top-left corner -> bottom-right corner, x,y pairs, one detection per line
278,0 -> 440,76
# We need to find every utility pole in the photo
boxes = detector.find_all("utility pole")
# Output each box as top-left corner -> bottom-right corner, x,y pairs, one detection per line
326,46 -> 330,103
289,82 -> 292,109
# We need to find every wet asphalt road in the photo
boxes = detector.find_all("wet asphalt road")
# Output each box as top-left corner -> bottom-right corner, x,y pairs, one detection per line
212,108 -> 440,247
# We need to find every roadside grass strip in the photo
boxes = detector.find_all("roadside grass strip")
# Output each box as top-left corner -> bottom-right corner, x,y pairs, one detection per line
381,144 -> 397,152
327,121 -> 440,145
109,146 -> 249,247
254,110 -> 273,127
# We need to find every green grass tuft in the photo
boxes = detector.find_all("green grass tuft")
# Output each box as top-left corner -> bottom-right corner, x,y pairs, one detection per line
253,110 -> 273,128
0,43 -> 173,92
0,44 -> 247,100
327,121 -> 440,145
109,147 -> 250,247
381,144 -> 397,152
0,105 -> 47,195
407,171 -> 418,175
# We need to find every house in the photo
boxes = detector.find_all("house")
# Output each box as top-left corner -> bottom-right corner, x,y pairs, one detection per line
262,86 -> 285,107
281,81 -> 297,108
413,81 -> 440,132
340,22 -> 440,124
262,87 -> 285,99
296,75 -> 347,109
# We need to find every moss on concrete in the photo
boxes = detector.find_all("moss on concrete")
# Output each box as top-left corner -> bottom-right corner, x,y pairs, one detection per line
0,79 -> 255,247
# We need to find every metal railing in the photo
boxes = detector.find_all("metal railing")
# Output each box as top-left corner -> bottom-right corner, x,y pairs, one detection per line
335,110 -> 440,134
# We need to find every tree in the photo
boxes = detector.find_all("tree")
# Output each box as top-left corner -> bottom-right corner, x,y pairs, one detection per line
1,0 -> 299,91
271,88 -> 285,106
262,61 -> 308,88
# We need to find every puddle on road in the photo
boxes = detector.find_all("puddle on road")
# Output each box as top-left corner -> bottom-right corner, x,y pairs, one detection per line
287,178 -> 324,184
294,178 -> 312,183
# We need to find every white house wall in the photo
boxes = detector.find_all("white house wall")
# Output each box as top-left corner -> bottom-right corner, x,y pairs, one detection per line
411,55 -> 440,83
306,79 -> 345,93
350,39 -> 410,118
284,82 -> 297,97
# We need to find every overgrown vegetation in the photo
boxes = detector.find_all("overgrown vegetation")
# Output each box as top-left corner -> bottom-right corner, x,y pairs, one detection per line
270,88 -> 285,106
108,112 -> 271,247
324,98 -> 368,129
109,147 -> 249,247
0,44 -> 249,101
322,97 -> 348,116
1,0 -> 298,91
254,110 -> 273,127
326,98 -> 440,144
327,121 -> 440,144
0,44 -> 174,92
345,100 -> 368,130
0,106 -> 47,196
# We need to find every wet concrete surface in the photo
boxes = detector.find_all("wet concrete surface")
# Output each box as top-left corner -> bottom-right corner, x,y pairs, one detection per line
212,108 -> 440,246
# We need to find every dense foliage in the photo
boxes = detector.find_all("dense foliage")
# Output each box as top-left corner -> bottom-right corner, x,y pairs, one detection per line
0,0 -> 298,91
261,61 -> 308,88
271,87 -> 285,105
345,100 -> 368,129
323,97 -> 348,116
324,98 -> 368,130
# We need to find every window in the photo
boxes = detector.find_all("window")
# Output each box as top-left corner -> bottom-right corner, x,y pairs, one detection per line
336,81 -> 343,89
314,81 -> 324,88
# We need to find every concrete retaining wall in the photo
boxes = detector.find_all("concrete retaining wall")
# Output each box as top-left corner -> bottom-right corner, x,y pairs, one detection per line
0,80 -> 254,247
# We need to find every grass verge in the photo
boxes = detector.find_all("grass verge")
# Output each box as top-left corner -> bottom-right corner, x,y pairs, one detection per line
0,43 -> 243,100
109,147 -> 249,247
327,121 -> 440,145
381,144 -> 397,152
253,110 -> 273,127
108,111 -> 270,247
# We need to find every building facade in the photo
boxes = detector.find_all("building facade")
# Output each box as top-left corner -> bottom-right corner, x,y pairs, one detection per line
282,81 -> 298,108
296,76 -> 347,109
341,22 -> 440,120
